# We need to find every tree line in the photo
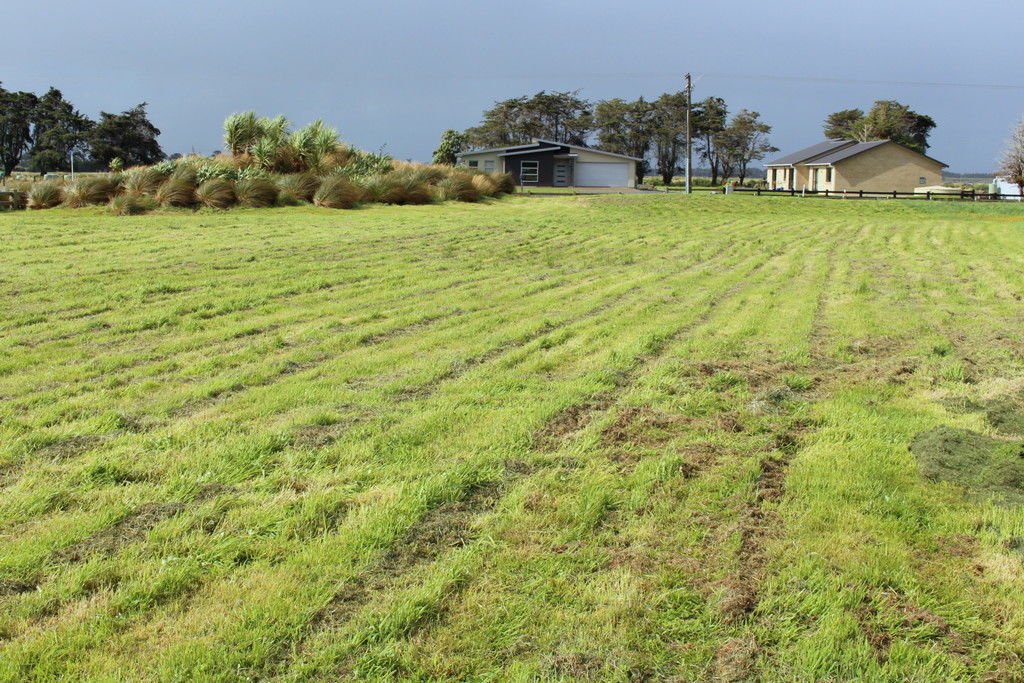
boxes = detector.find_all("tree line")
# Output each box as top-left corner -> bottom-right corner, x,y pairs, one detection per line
437,92 -> 946,185
0,83 -> 165,176
434,90 -> 777,185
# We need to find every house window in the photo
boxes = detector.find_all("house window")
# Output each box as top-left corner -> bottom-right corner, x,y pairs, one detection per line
484,160 -> 495,173
919,176 -> 926,184
825,168 -> 832,183
521,160 -> 539,183
467,160 -> 478,168
771,168 -> 777,184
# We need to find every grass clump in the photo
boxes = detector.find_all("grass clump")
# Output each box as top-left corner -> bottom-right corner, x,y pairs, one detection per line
362,171 -> 434,205
155,178 -> 197,208
234,178 -> 279,208
122,167 -> 165,197
27,182 -> 63,209
492,172 -> 516,194
437,173 -> 482,202
108,195 -> 157,216
196,178 -> 237,210
470,173 -> 498,197
62,177 -> 117,207
276,173 -> 320,204
313,175 -> 362,209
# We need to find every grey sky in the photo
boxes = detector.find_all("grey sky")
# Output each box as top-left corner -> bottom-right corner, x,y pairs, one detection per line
6,0 -> 1022,171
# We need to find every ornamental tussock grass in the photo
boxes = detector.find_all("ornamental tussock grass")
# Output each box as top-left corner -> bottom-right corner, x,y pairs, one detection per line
196,178 -> 237,209
27,182 -> 63,210
438,173 -> 483,202
155,178 -> 197,208
360,171 -> 434,205
276,173 -> 320,204
108,194 -> 157,216
313,175 -> 362,209
491,172 -> 516,194
122,167 -> 165,197
470,173 -> 498,197
62,177 -> 118,207
234,178 -> 279,208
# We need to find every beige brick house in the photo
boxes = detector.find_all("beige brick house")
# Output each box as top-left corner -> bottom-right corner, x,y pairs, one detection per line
764,139 -> 946,192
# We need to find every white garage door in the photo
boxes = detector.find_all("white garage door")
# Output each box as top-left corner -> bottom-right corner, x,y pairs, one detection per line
575,162 -> 629,187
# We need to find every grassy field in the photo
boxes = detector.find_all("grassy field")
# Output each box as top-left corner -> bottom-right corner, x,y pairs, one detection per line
2,195 -> 1024,680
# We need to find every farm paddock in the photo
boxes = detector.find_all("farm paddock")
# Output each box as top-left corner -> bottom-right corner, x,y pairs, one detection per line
2,195 -> 1024,680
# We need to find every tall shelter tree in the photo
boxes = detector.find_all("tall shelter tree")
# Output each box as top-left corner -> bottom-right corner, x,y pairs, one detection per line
594,97 -> 655,185
0,85 -> 39,176
88,103 -> 165,168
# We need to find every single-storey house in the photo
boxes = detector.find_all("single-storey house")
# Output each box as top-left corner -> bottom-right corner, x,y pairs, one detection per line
457,139 -> 640,188
764,139 -> 946,193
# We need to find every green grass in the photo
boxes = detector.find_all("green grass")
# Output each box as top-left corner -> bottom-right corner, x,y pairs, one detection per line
2,195 -> 1024,680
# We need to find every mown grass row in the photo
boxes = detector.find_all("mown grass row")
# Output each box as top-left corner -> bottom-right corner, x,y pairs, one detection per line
2,195 -> 1024,679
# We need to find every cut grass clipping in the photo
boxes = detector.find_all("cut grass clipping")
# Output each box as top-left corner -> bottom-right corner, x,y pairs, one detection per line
911,425 -> 1024,505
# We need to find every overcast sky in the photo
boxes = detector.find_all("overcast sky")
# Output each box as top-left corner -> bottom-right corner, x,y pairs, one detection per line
5,0 -> 1022,171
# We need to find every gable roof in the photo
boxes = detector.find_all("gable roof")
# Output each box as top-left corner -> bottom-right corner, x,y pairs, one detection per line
459,139 -> 641,162
765,140 -> 855,166
804,140 -> 947,168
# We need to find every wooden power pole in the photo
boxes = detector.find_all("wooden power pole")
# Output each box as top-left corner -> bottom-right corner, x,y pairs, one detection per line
685,73 -> 692,195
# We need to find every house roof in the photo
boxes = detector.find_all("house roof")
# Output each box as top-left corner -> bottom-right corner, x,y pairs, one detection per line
803,140 -> 948,168
498,146 -> 563,157
802,140 -> 890,165
764,140 -> 854,166
460,139 -> 641,162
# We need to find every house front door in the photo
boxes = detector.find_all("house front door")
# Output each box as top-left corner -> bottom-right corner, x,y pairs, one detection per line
553,161 -> 571,187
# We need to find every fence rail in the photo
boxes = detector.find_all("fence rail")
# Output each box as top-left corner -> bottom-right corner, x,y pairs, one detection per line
0,190 -> 27,210
655,186 -> 1024,201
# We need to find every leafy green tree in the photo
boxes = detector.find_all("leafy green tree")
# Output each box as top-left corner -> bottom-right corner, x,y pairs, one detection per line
0,84 -> 39,176
716,110 -> 777,184
432,129 -> 469,165
650,92 -> 687,185
27,87 -> 93,174
594,97 -> 654,184
88,103 -> 165,168
822,101 -> 936,153
693,97 -> 728,185
466,91 -> 592,147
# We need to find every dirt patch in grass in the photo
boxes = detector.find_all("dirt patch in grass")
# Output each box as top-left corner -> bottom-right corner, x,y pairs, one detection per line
547,652 -> 605,679
291,422 -> 351,448
712,634 -> 759,682
601,406 -> 690,448
40,435 -> 104,460
910,426 -> 1024,504
535,397 -> 612,451
54,502 -> 185,562
0,577 -> 40,596
856,590 -> 973,664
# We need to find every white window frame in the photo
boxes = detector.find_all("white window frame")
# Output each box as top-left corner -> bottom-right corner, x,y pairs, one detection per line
484,160 -> 495,173
520,160 -> 539,183
467,160 -> 478,168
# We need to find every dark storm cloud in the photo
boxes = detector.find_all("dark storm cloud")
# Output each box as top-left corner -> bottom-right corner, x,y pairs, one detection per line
5,0 -> 1021,171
